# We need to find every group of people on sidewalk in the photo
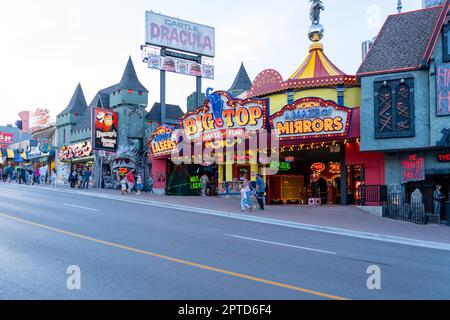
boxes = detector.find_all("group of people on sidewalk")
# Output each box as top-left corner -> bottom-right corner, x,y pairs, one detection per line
120,170 -> 155,196
240,174 -> 266,212
68,167 -> 92,189
0,164 -> 55,186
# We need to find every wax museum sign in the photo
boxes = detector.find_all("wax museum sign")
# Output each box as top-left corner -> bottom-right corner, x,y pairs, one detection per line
180,90 -> 267,142
148,126 -> 180,157
93,108 -> 118,152
270,98 -> 352,140
59,141 -> 93,161
401,154 -> 425,184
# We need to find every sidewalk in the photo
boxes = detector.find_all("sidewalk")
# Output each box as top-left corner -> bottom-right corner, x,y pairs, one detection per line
38,184 -> 450,246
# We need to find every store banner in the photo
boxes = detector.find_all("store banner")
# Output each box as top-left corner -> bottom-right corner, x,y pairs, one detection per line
401,153 -> 425,184
181,90 -> 267,142
148,54 -> 214,80
271,97 -> 352,140
145,11 -> 215,57
437,64 -> 450,116
148,126 -> 180,157
0,132 -> 13,145
93,108 -> 118,152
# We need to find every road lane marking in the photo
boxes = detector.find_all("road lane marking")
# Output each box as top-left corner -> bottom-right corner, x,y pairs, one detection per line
63,203 -> 99,212
0,212 -> 349,300
227,234 -> 338,255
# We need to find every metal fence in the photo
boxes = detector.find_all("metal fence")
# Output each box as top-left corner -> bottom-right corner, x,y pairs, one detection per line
382,192 -> 427,225
357,185 -> 388,206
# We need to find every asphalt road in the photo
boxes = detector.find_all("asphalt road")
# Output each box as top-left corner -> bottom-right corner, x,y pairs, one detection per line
0,183 -> 449,300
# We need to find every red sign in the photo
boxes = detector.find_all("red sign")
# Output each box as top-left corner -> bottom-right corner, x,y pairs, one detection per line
438,153 -> 450,162
311,162 -> 326,174
94,108 -> 118,151
401,154 -> 425,184
0,132 -> 13,145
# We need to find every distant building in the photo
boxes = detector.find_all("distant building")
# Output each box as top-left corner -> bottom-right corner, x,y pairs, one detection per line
187,92 -> 206,113
229,63 -> 252,98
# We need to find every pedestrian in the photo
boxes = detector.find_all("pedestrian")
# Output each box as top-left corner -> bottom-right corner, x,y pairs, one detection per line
244,179 -> 256,211
120,177 -> 128,195
200,173 -> 209,197
433,185 -> 446,216
69,170 -> 78,188
51,169 -> 57,188
148,175 -> 155,195
39,165 -> 47,185
82,168 -> 91,189
136,174 -> 143,196
126,170 -> 135,194
240,183 -> 250,212
255,174 -> 266,211
34,168 -> 40,185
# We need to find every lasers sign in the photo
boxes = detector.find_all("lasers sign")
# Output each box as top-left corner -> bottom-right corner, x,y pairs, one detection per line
180,90 -> 267,142
271,98 -> 352,140
148,126 -> 180,157
146,11 -> 215,57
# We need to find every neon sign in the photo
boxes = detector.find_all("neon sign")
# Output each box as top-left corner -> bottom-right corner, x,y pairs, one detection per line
401,154 -> 425,184
438,153 -> 450,162
180,90 -> 267,142
311,162 -> 326,174
271,97 -> 352,140
148,126 -> 180,157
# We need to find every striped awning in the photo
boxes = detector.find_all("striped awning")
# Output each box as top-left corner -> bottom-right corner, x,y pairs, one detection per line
0,148 -> 29,161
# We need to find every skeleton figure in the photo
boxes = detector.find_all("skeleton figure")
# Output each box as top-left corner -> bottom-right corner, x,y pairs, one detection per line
310,0 -> 324,25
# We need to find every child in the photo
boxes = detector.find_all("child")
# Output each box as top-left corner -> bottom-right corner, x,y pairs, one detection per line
241,183 -> 250,212
136,174 -> 143,196
121,177 -> 127,195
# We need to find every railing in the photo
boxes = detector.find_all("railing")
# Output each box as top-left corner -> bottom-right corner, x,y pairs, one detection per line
382,192 -> 427,225
357,185 -> 388,206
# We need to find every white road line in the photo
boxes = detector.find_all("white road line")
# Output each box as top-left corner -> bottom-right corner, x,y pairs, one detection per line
63,203 -> 99,212
226,234 -> 338,255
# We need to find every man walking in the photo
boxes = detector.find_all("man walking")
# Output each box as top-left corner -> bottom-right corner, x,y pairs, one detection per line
148,175 -> 155,195
255,174 -> 266,211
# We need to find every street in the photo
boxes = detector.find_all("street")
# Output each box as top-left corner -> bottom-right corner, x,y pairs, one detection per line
0,183 -> 449,300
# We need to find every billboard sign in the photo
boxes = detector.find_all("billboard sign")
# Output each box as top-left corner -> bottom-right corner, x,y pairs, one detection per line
271,98 -> 353,140
0,132 -> 13,145
30,109 -> 54,132
180,90 -> 267,142
59,141 -> 93,161
145,11 -> 215,57
148,54 -> 214,79
93,108 -> 118,152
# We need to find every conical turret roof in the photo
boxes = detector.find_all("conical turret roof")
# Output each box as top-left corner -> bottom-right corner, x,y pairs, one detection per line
229,63 -> 252,96
58,83 -> 88,117
115,57 -> 148,93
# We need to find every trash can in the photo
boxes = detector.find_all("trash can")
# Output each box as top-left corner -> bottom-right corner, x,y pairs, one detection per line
446,202 -> 450,227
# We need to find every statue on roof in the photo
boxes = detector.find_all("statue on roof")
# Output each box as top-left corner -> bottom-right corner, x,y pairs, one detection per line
310,0 -> 324,25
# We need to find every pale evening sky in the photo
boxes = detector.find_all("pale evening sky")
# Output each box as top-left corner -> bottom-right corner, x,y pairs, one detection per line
0,0 -> 422,125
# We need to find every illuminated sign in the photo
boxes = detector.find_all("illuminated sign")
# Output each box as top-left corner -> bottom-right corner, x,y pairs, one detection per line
181,90 -> 267,142
438,153 -> 450,162
145,11 -> 215,58
271,98 -> 352,140
59,141 -> 93,161
270,161 -> 291,171
0,132 -> 13,145
189,176 -> 202,190
148,126 -> 180,157
285,156 -> 295,163
329,162 -> 341,174
401,154 -> 425,184
94,108 -> 118,151
311,162 -> 326,174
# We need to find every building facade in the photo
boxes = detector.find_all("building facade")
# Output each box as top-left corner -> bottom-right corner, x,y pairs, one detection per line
358,3 -> 450,220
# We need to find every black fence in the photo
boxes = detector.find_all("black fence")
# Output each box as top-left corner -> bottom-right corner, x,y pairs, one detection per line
357,185 -> 388,206
382,192 -> 427,225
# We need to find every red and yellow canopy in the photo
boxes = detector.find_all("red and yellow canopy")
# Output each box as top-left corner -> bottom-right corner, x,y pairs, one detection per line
289,43 -> 345,80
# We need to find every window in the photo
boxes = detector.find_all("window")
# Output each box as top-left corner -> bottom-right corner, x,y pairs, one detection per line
443,24 -> 450,62
374,78 -> 415,139
128,89 -> 133,94
138,91 -> 143,96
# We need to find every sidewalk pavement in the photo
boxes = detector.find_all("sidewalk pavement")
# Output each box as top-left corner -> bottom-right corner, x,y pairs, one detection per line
37,184 -> 450,245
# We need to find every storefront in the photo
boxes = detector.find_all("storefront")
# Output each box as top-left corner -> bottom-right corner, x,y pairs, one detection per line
58,140 -> 94,185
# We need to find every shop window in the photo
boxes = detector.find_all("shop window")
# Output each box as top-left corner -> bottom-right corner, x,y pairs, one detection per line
443,24 -> 450,62
374,78 -> 415,139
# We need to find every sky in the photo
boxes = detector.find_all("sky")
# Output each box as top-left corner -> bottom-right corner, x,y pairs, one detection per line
0,0 -> 423,125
